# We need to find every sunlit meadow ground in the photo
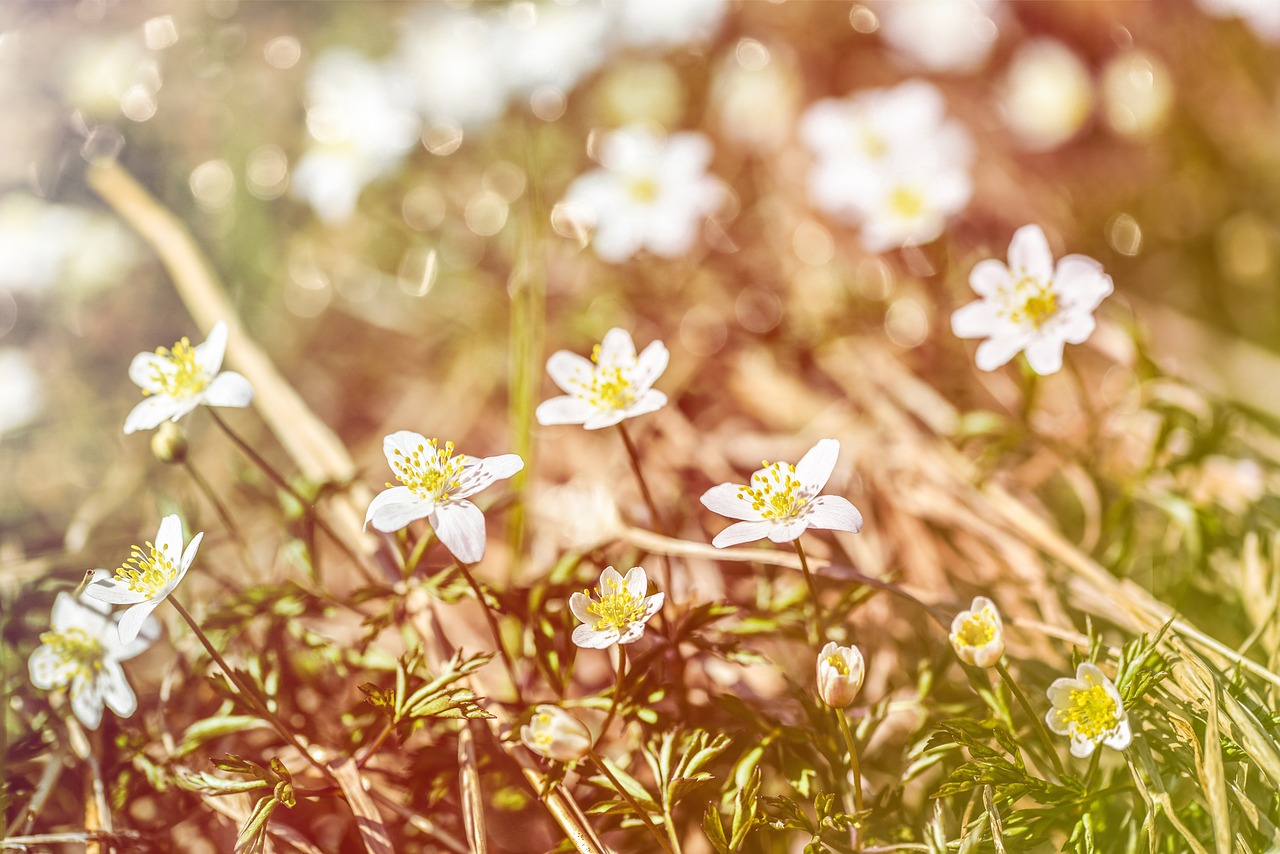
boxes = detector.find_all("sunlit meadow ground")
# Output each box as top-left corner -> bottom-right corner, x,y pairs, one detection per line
5,1 -> 1280,852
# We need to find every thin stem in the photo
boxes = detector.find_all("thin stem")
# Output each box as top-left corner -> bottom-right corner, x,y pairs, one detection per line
661,808 -> 686,854
835,707 -> 864,817
1083,747 -> 1103,790
1018,360 -> 1040,425
793,539 -> 824,645
167,596 -> 329,778
596,647 -> 628,742
585,748 -> 672,854
405,531 -> 434,576
183,458 -> 254,572
457,561 -> 524,705
616,422 -> 672,597
355,720 -> 395,769
994,660 -> 1066,779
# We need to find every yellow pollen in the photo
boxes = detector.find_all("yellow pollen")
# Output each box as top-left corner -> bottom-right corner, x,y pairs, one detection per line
826,654 -> 849,676
737,461 -> 808,521
955,611 -> 997,648
859,128 -> 888,159
585,577 -> 647,634
1002,276 -> 1059,329
145,336 -> 208,399
1056,679 -> 1120,741
114,540 -> 179,597
888,186 -> 925,219
627,176 -> 659,203
39,628 -> 105,681
574,346 -> 637,411
390,439 -> 468,502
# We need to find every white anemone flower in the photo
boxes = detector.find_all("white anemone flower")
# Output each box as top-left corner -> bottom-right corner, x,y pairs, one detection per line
560,125 -> 725,263
816,642 -> 865,709
948,596 -> 1005,668
521,704 -> 592,763
851,168 -> 973,254
700,439 -> 864,548
876,0 -> 1002,74
535,327 -> 668,430
951,224 -> 1114,376
1045,661 -> 1132,758
570,566 -> 664,649
29,587 -> 158,729
84,515 -> 202,644
364,431 -> 524,564
123,321 -> 254,435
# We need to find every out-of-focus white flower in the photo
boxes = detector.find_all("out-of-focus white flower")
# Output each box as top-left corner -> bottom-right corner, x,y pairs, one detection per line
84,515 -> 203,645
535,480 -> 623,551
535,327 -> 668,430
0,348 -> 41,435
521,704 -> 592,762
700,439 -> 864,548
62,34 -> 156,117
29,588 -> 158,729
1197,0 -> 1280,43
570,565 -> 664,649
852,169 -> 973,254
123,321 -> 254,434
876,0 -> 1001,73
395,7 -> 508,129
1101,50 -> 1174,138
951,225 -> 1113,375
1000,39 -> 1094,152
816,642 -> 865,708
497,2 -> 609,97
1045,662 -> 1131,758
606,0 -> 726,49
712,42 -> 800,153
0,194 -> 140,296
364,431 -> 523,564
560,125 -> 724,263
949,596 -> 1005,668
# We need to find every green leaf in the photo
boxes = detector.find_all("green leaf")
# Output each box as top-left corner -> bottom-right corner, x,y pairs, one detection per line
702,803 -> 732,854
590,757 -> 661,813
233,795 -> 278,854
175,716 -> 273,757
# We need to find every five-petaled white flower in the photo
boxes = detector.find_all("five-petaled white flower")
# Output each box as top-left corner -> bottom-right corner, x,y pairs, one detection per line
123,321 -> 254,435
951,224 -> 1114,376
700,439 -> 864,548
535,328 -> 669,430
816,642 -> 865,709
29,587 -> 158,729
559,125 -> 725,263
1045,661 -> 1132,758
570,566 -> 664,649
84,515 -> 202,644
364,431 -> 524,565
520,704 -> 593,763
949,596 -> 1005,669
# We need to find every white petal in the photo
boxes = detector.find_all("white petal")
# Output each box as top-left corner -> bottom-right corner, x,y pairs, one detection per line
100,661 -> 137,718
83,577 -> 147,606
968,259 -> 1011,298
599,566 -> 625,592
640,592 -> 664,622
766,519 -> 808,543
454,454 -> 524,499
1058,311 -> 1096,345
1103,718 -> 1132,751
616,621 -> 649,644
700,483 -> 763,521
113,614 -> 160,660
124,395 -> 183,434
572,624 -> 619,649
621,390 -> 667,420
128,352 -> 168,392
180,530 -> 204,574
154,515 -> 183,565
1045,678 -> 1081,712
545,350 -> 595,395
364,486 -> 432,533
795,439 -> 840,493
202,372 -> 255,408
430,500 -> 487,564
1068,734 -> 1097,759
582,410 -> 629,430
950,301 -> 1000,339
624,566 -> 649,599
70,678 -> 105,730
52,591 -> 100,628
1007,225 -> 1054,283
598,328 -> 637,364
194,321 -> 228,376
1054,255 -> 1113,309
805,495 -> 864,534
383,430 -> 431,469
633,340 -> 669,390
974,334 -> 1028,372
29,645 -> 72,690
1024,335 -> 1065,376
592,219 -> 644,263
535,396 -> 594,427
569,592 -> 597,625
1044,706 -> 1070,736
712,520 -> 774,548
118,601 -> 161,645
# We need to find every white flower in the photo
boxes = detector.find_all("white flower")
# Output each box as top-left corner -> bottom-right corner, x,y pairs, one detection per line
700,439 -> 864,548
850,168 -> 973,254
394,7 -> 507,129
816,642 -> 865,709
1045,661 -> 1132,758
875,0 -> 1002,74
364,432 -> 523,564
0,348 -> 41,435
123,321 -> 254,434
951,225 -> 1114,376
535,327 -> 669,430
606,0 -> 727,49
29,588 -> 158,729
84,515 -> 202,644
560,125 -> 725,263
570,566 -> 664,649
521,704 -> 592,762
496,2 -> 609,98
949,596 -> 1005,668
999,39 -> 1094,152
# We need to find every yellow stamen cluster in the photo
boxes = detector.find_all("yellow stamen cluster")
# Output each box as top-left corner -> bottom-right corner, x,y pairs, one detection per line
39,628 -> 104,681
390,439 -> 468,501
627,176 -> 659,203
1057,679 -> 1120,741
859,127 -> 888,159
825,653 -> 850,675
888,186 -> 925,219
115,540 -> 179,597
574,346 -> 637,411
1003,276 -> 1059,329
738,461 -> 808,521
954,610 -> 998,648
585,576 -> 646,633
146,336 -> 208,399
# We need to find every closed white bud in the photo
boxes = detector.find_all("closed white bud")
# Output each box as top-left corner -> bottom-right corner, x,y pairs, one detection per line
816,642 -> 864,709
949,596 -> 1005,669
520,705 -> 592,763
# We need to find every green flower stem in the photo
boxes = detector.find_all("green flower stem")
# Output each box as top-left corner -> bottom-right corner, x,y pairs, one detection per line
793,539 -> 824,645
835,707 -> 864,816
456,561 -> 524,705
182,458 -> 253,572
167,596 -> 330,778
616,422 -> 672,598
994,660 -> 1066,780
596,646 -> 628,743
585,748 -> 672,854
355,719 -> 396,769
404,530 -> 434,576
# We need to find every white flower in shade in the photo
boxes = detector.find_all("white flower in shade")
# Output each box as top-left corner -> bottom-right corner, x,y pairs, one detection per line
570,566 -> 664,649
606,0 -> 727,49
949,596 -> 1005,668
700,439 -> 864,548
521,704 -> 592,762
84,515 -> 202,644
951,225 -> 1114,376
29,588 -> 158,729
535,328 -> 668,430
123,321 -> 254,434
560,125 -> 725,263
364,432 -> 524,564
816,642 -> 865,709
875,0 -> 1002,74
1045,662 -> 1132,758
851,168 -> 973,254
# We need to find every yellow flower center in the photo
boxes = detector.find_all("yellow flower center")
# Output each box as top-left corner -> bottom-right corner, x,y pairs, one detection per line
389,439 -> 468,502
39,628 -> 105,682
955,610 -> 997,648
826,653 -> 849,675
1003,276 -> 1059,329
858,126 -> 888,159
115,540 -> 179,597
627,176 -> 659,204
738,461 -> 808,521
585,576 -> 647,634
146,336 -> 208,399
1057,680 -> 1121,742
574,345 -> 637,411
888,186 -> 925,219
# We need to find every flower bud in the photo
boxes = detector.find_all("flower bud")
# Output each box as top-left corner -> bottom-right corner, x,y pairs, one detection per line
816,642 -> 864,709
949,596 -> 1005,668
520,705 -> 592,763
150,421 -> 189,465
